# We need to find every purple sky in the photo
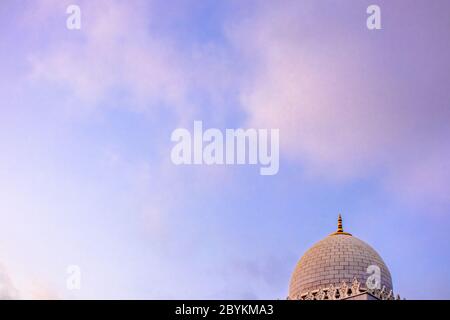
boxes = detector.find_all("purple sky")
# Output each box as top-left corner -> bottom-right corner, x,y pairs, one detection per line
1,0 -> 450,299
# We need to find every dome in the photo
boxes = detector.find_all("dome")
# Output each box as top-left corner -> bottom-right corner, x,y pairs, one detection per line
289,215 -> 393,299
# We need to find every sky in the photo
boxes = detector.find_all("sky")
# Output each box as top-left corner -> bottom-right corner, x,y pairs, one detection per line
0,0 -> 450,299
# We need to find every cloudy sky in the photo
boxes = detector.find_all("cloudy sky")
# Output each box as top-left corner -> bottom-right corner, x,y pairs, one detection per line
1,0 -> 450,299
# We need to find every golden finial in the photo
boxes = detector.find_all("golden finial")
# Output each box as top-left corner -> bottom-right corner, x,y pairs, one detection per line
331,213 -> 352,236
337,214 -> 343,233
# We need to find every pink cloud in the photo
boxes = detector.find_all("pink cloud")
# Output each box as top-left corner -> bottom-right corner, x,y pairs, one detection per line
0,262 -> 60,299
25,0 -> 237,126
230,1 -> 450,205
0,264 -> 19,299
27,1 -> 187,112
20,0 -> 450,208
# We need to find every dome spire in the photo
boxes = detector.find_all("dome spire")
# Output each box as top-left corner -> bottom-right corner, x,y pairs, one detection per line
331,213 -> 352,236
337,214 -> 344,232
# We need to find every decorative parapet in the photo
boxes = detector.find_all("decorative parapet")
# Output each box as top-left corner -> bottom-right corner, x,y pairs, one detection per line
287,277 -> 401,300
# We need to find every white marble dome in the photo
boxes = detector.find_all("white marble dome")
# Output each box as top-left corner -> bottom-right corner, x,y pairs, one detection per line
289,216 -> 393,299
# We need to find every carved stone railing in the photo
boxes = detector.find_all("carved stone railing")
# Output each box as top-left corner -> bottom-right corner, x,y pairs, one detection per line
288,277 -> 401,300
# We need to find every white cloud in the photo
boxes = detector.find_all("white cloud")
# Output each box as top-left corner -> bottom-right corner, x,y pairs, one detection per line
0,264 -> 19,299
